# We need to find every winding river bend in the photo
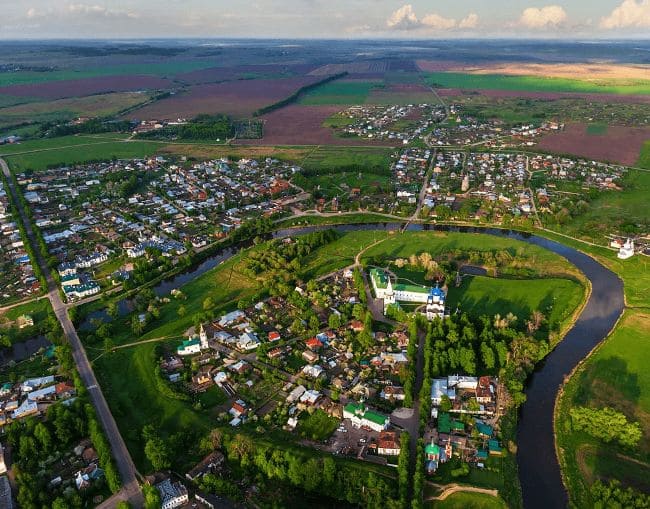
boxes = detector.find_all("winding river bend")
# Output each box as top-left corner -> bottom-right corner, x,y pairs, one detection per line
86,223 -> 624,508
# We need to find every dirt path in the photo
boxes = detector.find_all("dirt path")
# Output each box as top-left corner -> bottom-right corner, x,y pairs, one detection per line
425,483 -> 499,501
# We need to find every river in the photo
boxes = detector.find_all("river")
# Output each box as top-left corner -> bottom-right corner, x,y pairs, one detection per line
81,222 -> 624,508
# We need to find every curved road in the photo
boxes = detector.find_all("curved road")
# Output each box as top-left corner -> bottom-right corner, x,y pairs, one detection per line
0,159 -> 143,507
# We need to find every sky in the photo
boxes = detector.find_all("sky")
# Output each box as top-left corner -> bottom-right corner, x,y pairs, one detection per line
1,0 -> 650,39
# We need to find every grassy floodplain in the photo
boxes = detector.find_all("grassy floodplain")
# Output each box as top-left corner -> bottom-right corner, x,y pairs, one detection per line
556,310 -> 650,506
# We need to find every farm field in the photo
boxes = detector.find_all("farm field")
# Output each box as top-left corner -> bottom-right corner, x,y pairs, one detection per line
437,62 -> 650,83
0,92 -> 153,128
300,145 -> 394,173
298,79 -> 384,105
367,83 -> 438,105
159,142 -> 312,162
637,140 -> 650,169
427,72 -> 650,96
124,77 -> 320,119
426,492 -> 508,509
537,123 -> 650,165
556,310 -> 650,506
0,74 -> 172,100
0,60 -> 216,88
2,138 -> 162,172
241,104 -> 397,146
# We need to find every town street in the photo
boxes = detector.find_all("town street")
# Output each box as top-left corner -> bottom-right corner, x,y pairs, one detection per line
0,158 -> 144,508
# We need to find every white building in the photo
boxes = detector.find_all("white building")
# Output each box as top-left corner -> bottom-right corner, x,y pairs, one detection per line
156,479 -> 189,509
370,268 -> 447,320
617,238 -> 634,260
177,339 -> 201,356
343,402 -> 390,432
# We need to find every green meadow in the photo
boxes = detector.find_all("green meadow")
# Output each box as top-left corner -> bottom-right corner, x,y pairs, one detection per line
556,310 -> 650,507
427,72 -> 650,95
2,138 -> 162,172
447,276 -> 583,330
299,80 -> 384,105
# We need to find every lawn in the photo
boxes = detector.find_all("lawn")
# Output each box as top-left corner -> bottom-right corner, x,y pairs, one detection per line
447,276 -> 584,331
427,72 -> 650,95
299,80 -> 384,105
0,298 -> 51,324
426,492 -> 507,509
556,310 -> 650,506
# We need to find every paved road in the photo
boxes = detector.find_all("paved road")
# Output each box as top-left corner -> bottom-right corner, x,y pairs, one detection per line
1,158 -> 144,508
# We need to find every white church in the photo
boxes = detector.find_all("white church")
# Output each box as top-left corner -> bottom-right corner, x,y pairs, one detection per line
370,268 -> 448,320
617,238 -> 635,260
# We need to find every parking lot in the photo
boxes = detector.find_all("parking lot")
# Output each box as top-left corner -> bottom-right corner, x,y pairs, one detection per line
325,418 -> 381,458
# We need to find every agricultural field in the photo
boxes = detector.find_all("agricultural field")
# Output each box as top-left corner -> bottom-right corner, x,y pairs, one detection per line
298,79 -> 384,105
300,145 -> 394,173
2,138 -> 162,172
0,60 -> 216,88
367,83 -> 438,105
124,77 -> 321,119
246,104 -> 394,146
175,63 -> 316,84
0,92 -> 153,128
637,140 -> 650,169
427,72 -> 650,96
0,74 -> 172,100
444,94 -> 650,126
537,123 -> 650,166
556,310 -> 650,506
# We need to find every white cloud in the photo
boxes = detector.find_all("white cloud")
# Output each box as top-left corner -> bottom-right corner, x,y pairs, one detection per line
600,0 -> 650,28
459,12 -> 479,29
421,13 -> 457,30
386,4 -> 420,30
386,4 -> 477,31
66,3 -> 139,19
519,5 -> 567,29
26,7 -> 37,18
